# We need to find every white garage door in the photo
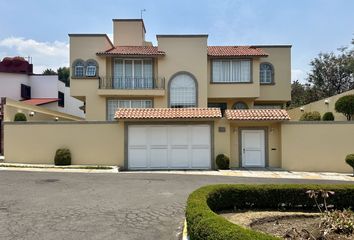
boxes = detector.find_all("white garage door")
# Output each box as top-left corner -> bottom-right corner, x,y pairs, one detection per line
128,125 -> 211,170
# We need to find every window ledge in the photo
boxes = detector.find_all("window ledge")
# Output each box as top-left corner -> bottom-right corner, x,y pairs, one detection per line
210,81 -> 253,84
260,82 -> 275,85
71,76 -> 99,80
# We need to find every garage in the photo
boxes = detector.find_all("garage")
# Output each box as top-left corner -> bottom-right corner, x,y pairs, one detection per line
128,124 -> 211,170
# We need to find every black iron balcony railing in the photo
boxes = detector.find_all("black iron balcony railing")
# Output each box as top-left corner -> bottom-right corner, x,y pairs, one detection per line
99,76 -> 165,90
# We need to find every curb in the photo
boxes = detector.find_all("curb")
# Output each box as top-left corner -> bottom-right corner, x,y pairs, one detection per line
0,163 -> 120,173
182,219 -> 189,240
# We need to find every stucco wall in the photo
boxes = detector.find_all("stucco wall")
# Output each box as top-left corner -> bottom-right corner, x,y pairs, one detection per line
3,98 -> 82,122
0,72 -> 29,100
4,122 -> 124,166
288,89 -> 354,121
29,75 -> 58,98
281,122 -> 354,173
257,46 -> 291,102
157,36 -> 208,108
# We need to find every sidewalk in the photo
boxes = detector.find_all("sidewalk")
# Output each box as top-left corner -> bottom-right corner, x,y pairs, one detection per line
0,163 -> 353,181
126,169 -> 354,181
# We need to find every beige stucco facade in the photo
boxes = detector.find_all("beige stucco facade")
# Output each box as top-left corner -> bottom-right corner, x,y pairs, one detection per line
281,122 -> 354,173
4,122 -> 124,166
288,89 -> 354,121
68,19 -> 291,121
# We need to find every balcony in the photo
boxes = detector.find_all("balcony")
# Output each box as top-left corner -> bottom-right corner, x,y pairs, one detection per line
97,77 -> 166,97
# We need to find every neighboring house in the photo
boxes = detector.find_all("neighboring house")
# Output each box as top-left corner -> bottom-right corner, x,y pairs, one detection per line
0,57 -> 84,118
67,19 -> 291,170
288,89 -> 354,121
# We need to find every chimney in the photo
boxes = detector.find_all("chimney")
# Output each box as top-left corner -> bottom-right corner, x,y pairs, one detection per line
112,19 -> 146,46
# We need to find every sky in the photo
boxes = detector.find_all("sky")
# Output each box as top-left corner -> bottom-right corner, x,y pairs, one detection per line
0,0 -> 353,83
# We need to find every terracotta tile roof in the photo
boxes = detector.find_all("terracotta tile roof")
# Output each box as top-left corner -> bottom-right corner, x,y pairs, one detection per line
207,46 -> 268,57
225,109 -> 290,121
97,46 -> 165,56
22,98 -> 59,106
114,108 -> 222,120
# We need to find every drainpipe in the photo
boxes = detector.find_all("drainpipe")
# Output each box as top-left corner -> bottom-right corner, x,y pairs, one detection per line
0,97 -> 5,155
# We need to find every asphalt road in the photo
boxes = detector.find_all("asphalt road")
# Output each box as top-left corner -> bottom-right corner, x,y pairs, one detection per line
0,171 -> 350,240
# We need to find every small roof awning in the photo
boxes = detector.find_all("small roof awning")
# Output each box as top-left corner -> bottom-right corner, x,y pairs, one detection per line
207,46 -> 268,57
97,46 -> 165,57
225,109 -> 290,121
114,108 -> 222,120
21,98 -> 59,106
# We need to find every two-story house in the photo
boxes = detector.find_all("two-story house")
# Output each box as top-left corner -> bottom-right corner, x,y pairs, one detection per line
69,19 -> 291,170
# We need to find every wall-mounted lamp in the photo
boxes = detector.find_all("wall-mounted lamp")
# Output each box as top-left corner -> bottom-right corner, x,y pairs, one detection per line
29,111 -> 35,117
54,117 -> 59,121
300,107 -> 304,112
324,99 -> 330,105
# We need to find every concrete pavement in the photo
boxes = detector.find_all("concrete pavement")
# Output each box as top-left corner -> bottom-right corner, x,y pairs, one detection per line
0,171 -> 351,240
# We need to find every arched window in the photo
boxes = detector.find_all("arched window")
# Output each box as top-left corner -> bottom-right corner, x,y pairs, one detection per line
85,59 -> 98,77
260,63 -> 274,84
169,73 -> 197,108
73,59 -> 85,77
232,101 -> 248,109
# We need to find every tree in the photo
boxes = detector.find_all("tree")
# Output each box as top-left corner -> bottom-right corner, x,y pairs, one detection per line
57,67 -> 70,86
307,51 -> 354,99
288,80 -> 321,108
335,94 -> 354,120
42,68 -> 57,75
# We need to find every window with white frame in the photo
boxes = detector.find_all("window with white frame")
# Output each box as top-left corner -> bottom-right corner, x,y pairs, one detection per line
107,99 -> 152,120
86,61 -> 97,77
169,73 -> 197,108
212,59 -> 251,83
113,59 -> 153,89
260,63 -> 274,84
74,61 -> 85,77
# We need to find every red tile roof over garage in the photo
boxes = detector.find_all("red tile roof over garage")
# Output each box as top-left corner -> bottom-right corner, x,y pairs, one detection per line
225,109 -> 290,121
114,108 -> 222,120
22,98 -> 59,106
207,46 -> 268,57
97,46 -> 165,56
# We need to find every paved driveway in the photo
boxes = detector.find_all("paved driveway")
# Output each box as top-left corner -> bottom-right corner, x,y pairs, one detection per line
0,171 -> 350,240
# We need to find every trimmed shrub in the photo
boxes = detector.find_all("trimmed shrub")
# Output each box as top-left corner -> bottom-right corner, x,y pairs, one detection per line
345,154 -> 354,176
186,184 -> 354,240
215,154 -> 230,170
14,112 -> 27,121
54,148 -> 71,166
335,94 -> 354,121
300,111 -> 321,121
322,112 -> 335,121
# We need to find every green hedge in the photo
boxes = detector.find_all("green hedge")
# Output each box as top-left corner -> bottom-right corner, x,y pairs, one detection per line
186,184 -> 354,240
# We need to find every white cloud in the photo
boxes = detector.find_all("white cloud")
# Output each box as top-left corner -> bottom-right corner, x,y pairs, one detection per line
291,69 -> 307,83
0,37 -> 69,74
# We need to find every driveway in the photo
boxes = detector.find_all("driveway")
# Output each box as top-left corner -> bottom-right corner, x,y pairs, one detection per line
0,171 -> 350,240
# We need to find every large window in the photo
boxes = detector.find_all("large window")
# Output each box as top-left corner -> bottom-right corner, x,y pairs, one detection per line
113,59 -> 153,89
107,99 -> 152,120
212,59 -> 251,83
260,63 -> 274,84
169,73 -> 197,108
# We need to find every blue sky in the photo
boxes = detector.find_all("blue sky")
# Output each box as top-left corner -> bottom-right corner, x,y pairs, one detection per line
0,0 -> 353,82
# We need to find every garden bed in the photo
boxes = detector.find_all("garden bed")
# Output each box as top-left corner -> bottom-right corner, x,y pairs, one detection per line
186,184 -> 354,240
221,210 -> 353,239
